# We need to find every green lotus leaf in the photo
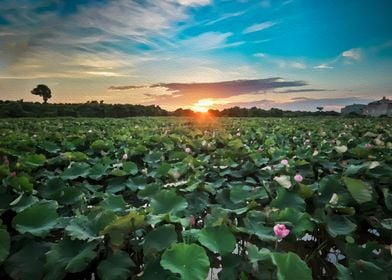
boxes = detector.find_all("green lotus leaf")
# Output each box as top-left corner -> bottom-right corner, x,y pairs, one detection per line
343,177 -> 372,204
6,174 -> 34,192
229,184 -> 268,203
10,195 -> 39,212
247,243 -> 271,263
102,211 -> 145,246
382,188 -> 392,211
21,154 -> 46,168
39,141 -> 60,153
123,161 -> 138,175
240,211 -> 276,241
97,250 -> 135,280
46,237 -> 98,275
161,243 -> 210,280
0,223 -> 10,263
350,259 -> 387,280
317,175 -> 348,205
12,200 -> 58,237
65,209 -> 117,241
271,252 -> 312,280
91,139 -> 112,151
380,218 -> 392,230
335,263 -> 353,280
62,151 -> 89,162
198,224 -> 236,255
155,162 -> 171,177
326,214 -> 357,237
143,224 -> 177,255
150,190 -> 188,215
271,188 -> 306,211
38,177 -> 66,198
138,260 -> 172,280
227,138 -> 243,149
4,241 -> 49,280
100,194 -> 127,213
0,164 -> 10,178
88,163 -> 109,180
61,162 -> 90,180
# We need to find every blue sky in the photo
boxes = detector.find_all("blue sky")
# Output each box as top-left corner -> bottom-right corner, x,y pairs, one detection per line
0,0 -> 391,111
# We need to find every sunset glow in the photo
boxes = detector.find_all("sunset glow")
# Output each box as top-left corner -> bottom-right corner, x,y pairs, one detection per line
0,1 -> 391,111
191,100 -> 214,112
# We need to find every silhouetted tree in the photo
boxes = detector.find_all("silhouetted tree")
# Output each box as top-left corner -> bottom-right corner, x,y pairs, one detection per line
31,84 -> 52,103
317,106 -> 324,112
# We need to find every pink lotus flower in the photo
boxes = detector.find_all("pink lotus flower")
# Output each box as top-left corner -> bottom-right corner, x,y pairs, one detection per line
10,171 -> 16,177
274,224 -> 290,239
189,215 -> 196,226
280,159 -> 289,166
236,132 -> 241,137
365,143 -> 373,149
294,174 -> 303,183
122,154 -> 128,160
185,147 -> 192,153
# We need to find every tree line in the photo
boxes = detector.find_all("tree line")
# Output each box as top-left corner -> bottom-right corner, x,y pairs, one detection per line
0,84 -> 339,118
0,100 -> 339,118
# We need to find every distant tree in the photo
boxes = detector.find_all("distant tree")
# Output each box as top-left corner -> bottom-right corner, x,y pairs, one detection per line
316,106 -> 324,112
31,84 -> 52,104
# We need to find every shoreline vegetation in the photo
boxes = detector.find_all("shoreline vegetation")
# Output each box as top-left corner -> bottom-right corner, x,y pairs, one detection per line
0,100 -> 343,118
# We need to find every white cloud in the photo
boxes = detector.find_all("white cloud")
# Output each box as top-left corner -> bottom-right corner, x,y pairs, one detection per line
204,11 -> 246,26
175,0 -> 211,6
181,32 -> 233,51
243,21 -> 277,34
342,48 -> 361,60
314,64 -> 333,69
278,61 -> 306,69
0,0 -> 212,80
254,53 -> 266,58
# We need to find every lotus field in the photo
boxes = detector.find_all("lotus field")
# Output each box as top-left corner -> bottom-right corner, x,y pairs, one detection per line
0,117 -> 392,280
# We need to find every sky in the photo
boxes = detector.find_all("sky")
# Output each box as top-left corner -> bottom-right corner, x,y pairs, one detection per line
0,0 -> 391,111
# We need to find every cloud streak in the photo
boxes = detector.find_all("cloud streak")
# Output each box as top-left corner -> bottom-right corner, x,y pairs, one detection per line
108,77 -> 317,107
273,88 -> 335,93
342,48 -> 361,60
243,21 -> 277,34
110,78 -> 307,94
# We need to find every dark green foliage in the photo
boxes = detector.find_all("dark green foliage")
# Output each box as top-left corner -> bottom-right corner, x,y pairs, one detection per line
0,100 -> 342,118
0,117 -> 391,279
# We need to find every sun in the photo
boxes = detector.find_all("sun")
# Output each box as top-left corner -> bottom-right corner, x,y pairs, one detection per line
191,99 -> 214,113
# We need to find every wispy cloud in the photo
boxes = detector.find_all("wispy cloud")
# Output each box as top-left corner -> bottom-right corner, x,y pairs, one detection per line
0,0 -> 212,80
176,0 -> 211,6
273,88 -> 334,93
278,61 -> 306,69
341,48 -> 362,61
254,53 -> 266,58
204,11 -> 247,26
314,63 -> 333,69
181,32 -> 235,51
243,21 -> 277,34
108,77 -> 311,107
109,85 -> 149,91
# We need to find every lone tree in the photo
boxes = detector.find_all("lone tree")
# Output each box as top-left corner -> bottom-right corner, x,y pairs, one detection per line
316,106 -> 324,112
31,84 -> 52,104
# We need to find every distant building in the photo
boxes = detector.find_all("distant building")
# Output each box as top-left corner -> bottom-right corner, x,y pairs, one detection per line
363,97 -> 392,117
341,104 -> 366,115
